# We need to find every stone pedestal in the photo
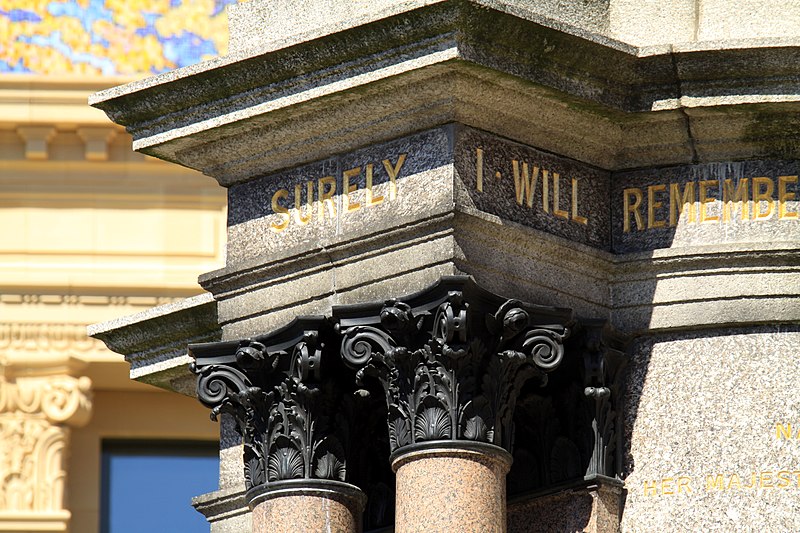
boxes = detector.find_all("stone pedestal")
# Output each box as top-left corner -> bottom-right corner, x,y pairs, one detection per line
248,480 -> 366,533
392,442 -> 511,533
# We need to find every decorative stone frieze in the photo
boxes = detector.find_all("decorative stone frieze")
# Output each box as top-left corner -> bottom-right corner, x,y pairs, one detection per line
0,373 -> 92,514
333,276 -> 572,454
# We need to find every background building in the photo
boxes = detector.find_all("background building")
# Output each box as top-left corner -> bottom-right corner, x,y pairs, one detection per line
0,2 -> 236,531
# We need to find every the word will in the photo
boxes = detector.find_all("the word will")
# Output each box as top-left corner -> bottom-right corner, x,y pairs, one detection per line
623,175 -> 798,232
270,154 -> 407,232
475,148 -> 589,225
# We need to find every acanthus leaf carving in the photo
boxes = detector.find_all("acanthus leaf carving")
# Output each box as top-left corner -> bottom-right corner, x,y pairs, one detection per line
190,322 -> 351,490
334,277 -> 572,455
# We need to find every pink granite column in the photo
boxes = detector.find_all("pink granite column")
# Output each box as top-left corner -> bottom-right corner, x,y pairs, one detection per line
391,441 -> 512,533
248,479 -> 366,533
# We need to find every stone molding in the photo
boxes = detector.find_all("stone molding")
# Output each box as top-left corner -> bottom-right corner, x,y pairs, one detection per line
91,1 -> 800,181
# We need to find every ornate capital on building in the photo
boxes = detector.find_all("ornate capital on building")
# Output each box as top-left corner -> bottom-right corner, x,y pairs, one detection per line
190,319 -> 355,491
0,373 -> 93,517
333,276 -> 572,453
581,320 -> 628,480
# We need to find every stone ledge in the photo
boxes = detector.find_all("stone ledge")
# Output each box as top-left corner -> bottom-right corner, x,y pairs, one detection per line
88,293 -> 221,395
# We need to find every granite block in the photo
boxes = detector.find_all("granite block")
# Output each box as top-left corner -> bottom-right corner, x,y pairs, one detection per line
622,326 -> 800,532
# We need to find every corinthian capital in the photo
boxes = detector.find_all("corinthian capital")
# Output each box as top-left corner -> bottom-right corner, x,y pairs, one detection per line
190,318 -> 355,491
334,276 -> 572,453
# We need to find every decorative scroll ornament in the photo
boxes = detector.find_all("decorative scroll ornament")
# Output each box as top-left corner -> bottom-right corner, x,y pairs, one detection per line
335,277 -> 571,453
191,323 -> 350,490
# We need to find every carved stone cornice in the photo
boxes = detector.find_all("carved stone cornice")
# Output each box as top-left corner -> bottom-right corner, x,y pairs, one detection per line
333,276 -> 573,454
190,318 -> 355,492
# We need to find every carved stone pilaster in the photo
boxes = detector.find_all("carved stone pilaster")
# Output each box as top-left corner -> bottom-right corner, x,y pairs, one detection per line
0,373 -> 92,515
581,320 -> 628,480
190,319 -> 354,493
333,276 -> 572,455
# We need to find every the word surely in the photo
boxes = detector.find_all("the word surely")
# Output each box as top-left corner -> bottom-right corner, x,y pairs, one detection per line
475,148 -> 589,225
270,154 -> 407,232
623,175 -> 798,232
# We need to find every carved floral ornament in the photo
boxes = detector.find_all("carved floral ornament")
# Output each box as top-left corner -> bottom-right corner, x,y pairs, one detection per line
190,276 -> 625,492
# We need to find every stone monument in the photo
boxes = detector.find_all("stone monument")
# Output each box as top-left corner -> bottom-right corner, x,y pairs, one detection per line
91,1 -> 800,531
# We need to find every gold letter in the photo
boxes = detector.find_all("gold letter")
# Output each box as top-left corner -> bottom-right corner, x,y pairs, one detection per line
382,153 -> 407,201
648,184 -> 667,229
643,480 -> 657,496
270,189 -> 290,232
723,178 -> 749,222
512,160 -> 539,208
706,474 -> 725,491
669,182 -> 696,226
293,181 -> 313,225
476,148 -> 483,192
365,163 -> 384,207
777,471 -> 792,488
318,176 -> 337,221
779,175 -> 798,219
678,477 -> 692,494
776,423 -> 793,440
553,173 -> 569,219
699,180 -> 719,223
728,474 -> 742,490
752,176 -> 775,220
572,178 -> 588,225
661,477 -> 675,495
542,170 -> 550,213
623,188 -> 644,232
343,166 -> 361,213
760,471 -> 774,488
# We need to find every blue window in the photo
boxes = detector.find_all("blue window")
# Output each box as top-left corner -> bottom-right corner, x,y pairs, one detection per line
101,441 -> 219,533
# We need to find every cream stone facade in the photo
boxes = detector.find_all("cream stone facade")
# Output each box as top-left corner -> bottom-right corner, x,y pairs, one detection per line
0,73 -> 227,532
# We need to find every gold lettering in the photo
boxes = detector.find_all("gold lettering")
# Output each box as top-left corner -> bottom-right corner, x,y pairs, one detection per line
677,477 -> 692,494
723,178 -> 749,222
706,474 -> 725,491
553,173 -> 569,219
647,184 -> 667,229
512,160 -> 539,208
623,188 -> 644,232
779,175 -> 798,219
270,189 -> 290,232
777,470 -> 792,488
571,178 -> 588,225
661,477 -> 675,495
476,148 -> 484,192
365,163 -> 384,207
317,176 -> 336,221
343,166 -> 361,213
382,153 -> 407,201
542,170 -> 550,213
728,474 -> 742,490
744,472 -> 757,489
699,180 -> 719,223
669,182 -> 696,226
760,471 -> 775,488
776,423 -> 793,439
752,176 -> 775,220
293,181 -> 313,225
643,480 -> 657,496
